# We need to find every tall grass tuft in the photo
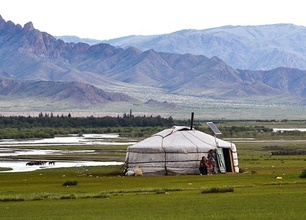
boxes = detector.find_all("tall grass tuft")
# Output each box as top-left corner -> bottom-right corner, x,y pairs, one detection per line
202,187 -> 234,194
63,180 -> 78,186
60,194 -> 76,200
0,197 -> 25,202
299,169 -> 306,178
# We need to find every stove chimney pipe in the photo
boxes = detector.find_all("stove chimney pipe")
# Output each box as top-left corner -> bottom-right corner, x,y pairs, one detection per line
190,112 -> 194,130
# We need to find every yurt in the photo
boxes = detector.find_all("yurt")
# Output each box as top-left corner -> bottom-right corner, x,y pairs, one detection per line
124,125 -> 239,176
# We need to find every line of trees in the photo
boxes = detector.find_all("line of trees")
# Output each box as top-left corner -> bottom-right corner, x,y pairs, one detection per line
0,114 -> 175,139
0,114 -> 175,128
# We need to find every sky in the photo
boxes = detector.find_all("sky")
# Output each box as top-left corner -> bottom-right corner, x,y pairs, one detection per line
1,0 -> 306,40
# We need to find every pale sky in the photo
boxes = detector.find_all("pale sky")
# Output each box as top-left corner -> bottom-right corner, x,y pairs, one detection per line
1,0 -> 306,40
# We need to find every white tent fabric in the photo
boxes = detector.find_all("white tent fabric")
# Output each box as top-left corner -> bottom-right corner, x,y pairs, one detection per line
125,126 -> 239,176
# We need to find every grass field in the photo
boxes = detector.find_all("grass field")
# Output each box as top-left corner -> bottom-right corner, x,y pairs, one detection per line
0,166 -> 305,219
0,130 -> 306,219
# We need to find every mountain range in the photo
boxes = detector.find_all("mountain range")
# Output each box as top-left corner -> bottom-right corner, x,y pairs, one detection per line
0,15 -> 305,118
61,24 -> 306,71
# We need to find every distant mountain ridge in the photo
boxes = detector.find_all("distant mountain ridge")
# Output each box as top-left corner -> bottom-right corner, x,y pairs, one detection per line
0,79 -> 136,105
60,24 -> 306,71
0,15 -> 305,115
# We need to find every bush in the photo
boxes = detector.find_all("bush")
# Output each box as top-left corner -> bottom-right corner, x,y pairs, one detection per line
0,197 -> 25,202
202,187 -> 234,194
60,194 -> 76,199
63,180 -> 78,186
299,170 -> 306,178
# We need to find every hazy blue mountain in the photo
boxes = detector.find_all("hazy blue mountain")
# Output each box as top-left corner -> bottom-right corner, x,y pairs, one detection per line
56,35 -> 103,45
95,24 -> 306,71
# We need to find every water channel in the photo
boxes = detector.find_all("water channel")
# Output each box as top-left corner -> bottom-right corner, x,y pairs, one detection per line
0,134 -> 134,172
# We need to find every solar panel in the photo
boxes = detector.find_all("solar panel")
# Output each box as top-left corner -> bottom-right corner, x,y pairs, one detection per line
207,122 -> 222,135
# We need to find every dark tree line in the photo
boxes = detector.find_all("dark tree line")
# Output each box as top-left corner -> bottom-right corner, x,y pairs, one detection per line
0,114 -> 174,128
0,114 -> 175,139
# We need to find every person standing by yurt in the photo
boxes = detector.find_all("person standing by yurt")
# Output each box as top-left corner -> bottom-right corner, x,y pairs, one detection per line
199,156 -> 208,175
208,149 -> 219,174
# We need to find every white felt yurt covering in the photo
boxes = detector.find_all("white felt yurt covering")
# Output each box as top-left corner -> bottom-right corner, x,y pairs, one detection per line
125,126 -> 239,176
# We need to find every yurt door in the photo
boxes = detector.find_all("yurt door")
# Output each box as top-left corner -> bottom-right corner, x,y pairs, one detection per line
216,148 -> 226,173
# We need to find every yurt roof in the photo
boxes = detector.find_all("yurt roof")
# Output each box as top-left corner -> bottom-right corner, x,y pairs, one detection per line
129,126 -> 233,152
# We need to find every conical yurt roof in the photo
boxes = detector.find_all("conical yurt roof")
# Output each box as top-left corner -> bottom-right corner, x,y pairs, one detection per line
129,126 -> 232,152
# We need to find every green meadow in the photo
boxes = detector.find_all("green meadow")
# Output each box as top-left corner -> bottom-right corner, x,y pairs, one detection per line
0,123 -> 306,219
0,166 -> 305,219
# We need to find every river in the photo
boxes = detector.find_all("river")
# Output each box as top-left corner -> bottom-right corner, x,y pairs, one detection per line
0,134 -> 134,172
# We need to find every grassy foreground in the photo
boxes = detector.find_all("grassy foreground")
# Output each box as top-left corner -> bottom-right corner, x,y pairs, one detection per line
0,131 -> 306,219
0,161 -> 306,219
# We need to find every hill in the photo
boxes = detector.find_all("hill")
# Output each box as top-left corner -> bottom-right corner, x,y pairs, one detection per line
0,79 -> 137,106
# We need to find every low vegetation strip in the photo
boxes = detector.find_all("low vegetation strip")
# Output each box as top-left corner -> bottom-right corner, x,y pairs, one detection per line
0,188 -> 184,202
201,187 -> 234,193
0,167 -> 12,172
1,180 -> 304,203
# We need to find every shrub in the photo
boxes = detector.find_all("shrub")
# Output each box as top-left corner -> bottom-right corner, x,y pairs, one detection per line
202,187 -> 234,194
0,197 -> 25,202
63,180 -> 78,186
156,189 -> 166,194
60,194 -> 76,199
299,170 -> 306,178
91,194 -> 109,199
